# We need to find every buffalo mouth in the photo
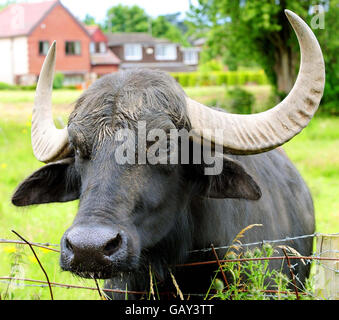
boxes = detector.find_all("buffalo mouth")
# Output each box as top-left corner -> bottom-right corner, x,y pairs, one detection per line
66,269 -> 128,280
60,255 -> 139,280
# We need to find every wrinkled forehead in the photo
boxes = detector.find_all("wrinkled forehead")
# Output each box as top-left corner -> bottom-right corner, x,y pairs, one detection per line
67,70 -> 189,148
70,70 -> 188,124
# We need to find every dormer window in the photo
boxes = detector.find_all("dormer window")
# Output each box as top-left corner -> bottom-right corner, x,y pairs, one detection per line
124,44 -> 142,61
90,42 -> 107,54
90,42 -> 95,54
155,44 -> 177,60
99,42 -> 106,53
183,49 -> 199,65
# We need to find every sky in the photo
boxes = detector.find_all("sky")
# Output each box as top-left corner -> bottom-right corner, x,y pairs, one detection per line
0,0 -> 193,22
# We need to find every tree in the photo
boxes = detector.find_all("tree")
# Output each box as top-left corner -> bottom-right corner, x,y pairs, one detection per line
152,16 -> 189,46
104,4 -> 150,33
187,0 -> 328,97
83,14 -> 96,26
313,0 -> 339,113
0,0 -> 16,11
161,12 -> 189,34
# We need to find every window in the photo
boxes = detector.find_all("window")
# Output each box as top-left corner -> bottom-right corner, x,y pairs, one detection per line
183,50 -> 199,65
124,44 -> 142,61
90,42 -> 106,54
155,44 -> 177,60
89,42 -> 95,54
99,42 -> 106,53
65,41 -> 81,55
39,41 -> 49,56
63,75 -> 84,86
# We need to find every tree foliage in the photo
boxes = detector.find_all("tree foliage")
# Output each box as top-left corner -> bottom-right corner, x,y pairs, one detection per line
314,0 -> 339,113
83,14 -> 96,26
102,5 -> 189,46
104,4 -> 150,33
0,0 -> 16,11
187,0 -> 335,102
152,15 -> 189,46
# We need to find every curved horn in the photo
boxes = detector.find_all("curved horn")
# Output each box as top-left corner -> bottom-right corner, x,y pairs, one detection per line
31,41 -> 71,163
186,10 -> 325,155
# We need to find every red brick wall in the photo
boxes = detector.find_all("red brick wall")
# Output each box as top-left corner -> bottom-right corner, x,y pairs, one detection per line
28,3 -> 91,75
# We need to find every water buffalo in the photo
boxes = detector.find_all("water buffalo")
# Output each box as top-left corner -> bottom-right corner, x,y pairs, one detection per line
11,10 -> 324,299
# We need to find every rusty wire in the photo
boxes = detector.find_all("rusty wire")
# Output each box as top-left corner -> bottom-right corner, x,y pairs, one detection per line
11,230 -> 54,300
1,233 -> 338,300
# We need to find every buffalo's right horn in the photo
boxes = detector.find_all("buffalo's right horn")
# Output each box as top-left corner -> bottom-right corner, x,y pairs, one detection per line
186,10 -> 325,155
31,41 -> 71,163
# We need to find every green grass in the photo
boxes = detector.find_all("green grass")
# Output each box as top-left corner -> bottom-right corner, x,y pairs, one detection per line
0,86 -> 338,300
283,116 -> 339,233
0,89 -> 81,105
184,85 -> 272,112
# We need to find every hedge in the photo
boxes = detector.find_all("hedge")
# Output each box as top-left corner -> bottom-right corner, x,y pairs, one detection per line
171,70 -> 268,87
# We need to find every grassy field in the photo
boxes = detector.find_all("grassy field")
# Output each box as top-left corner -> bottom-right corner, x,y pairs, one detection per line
0,86 -> 338,300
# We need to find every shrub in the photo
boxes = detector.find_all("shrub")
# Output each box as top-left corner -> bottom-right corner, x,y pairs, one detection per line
226,72 -> 239,86
198,59 -> 223,73
170,70 -> 269,88
216,72 -> 228,86
53,73 -> 64,89
0,82 -> 16,90
19,84 -> 37,91
225,87 -> 255,114
248,70 -> 268,85
188,73 -> 199,87
178,73 -> 190,87
208,244 -> 314,300
63,84 -> 78,90
198,72 -> 212,86
237,71 -> 249,85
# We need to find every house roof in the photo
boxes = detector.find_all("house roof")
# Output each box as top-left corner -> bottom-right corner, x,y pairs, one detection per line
85,25 -> 108,42
0,0 -> 90,39
120,62 -> 197,72
106,32 -> 172,46
85,25 -> 99,36
0,0 -> 58,38
90,50 -> 121,66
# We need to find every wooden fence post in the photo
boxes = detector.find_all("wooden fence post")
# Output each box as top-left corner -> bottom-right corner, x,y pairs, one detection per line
314,234 -> 339,300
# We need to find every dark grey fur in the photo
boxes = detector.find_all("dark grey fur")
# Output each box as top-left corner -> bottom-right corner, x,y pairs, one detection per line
12,69 -> 315,299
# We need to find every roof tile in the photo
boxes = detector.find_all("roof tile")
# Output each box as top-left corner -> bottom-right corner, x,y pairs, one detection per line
0,0 -> 58,38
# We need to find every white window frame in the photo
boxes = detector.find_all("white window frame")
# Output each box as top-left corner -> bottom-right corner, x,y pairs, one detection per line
99,42 -> 106,53
124,44 -> 142,61
183,49 -> 199,65
39,41 -> 49,56
89,42 -> 95,54
155,44 -> 177,61
65,41 -> 81,56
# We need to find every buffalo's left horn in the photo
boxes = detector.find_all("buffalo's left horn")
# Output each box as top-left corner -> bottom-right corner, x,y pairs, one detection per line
186,10 -> 325,155
31,41 -> 71,163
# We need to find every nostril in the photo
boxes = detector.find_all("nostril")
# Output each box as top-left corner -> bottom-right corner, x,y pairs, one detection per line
103,234 -> 122,257
65,238 -> 73,252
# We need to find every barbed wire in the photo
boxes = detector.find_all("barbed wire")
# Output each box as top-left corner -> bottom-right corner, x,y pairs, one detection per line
1,232 -> 338,300
190,232 -> 339,253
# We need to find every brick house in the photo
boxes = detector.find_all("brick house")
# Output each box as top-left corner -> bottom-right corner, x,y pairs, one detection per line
106,33 -> 201,72
86,25 -> 120,81
0,0 -> 119,85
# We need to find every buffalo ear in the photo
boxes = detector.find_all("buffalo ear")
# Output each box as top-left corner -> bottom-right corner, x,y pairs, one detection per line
12,158 -> 80,206
199,155 -> 262,200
